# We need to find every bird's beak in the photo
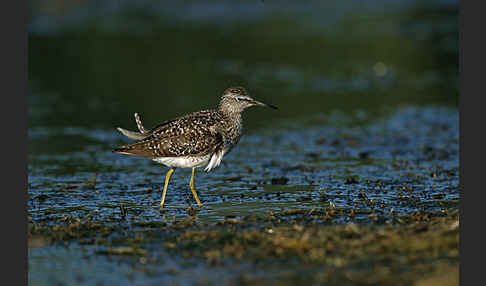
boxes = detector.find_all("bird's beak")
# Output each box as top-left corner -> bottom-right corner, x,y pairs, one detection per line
251,99 -> 278,110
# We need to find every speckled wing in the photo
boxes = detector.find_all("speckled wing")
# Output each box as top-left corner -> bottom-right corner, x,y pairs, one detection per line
113,110 -> 224,159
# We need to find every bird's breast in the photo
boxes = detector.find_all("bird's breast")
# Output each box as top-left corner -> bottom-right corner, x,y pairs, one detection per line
153,155 -> 211,168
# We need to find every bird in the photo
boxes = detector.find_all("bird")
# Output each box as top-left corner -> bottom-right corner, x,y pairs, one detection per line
112,87 -> 277,209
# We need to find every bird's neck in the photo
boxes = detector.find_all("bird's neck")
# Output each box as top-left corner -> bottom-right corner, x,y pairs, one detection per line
218,103 -> 242,123
221,109 -> 242,128
218,108 -> 243,142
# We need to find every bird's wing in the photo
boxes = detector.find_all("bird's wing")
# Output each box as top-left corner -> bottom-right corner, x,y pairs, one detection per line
113,111 -> 224,158
116,127 -> 150,140
115,113 -> 153,140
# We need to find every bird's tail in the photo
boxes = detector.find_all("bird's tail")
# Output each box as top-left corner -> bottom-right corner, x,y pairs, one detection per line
112,145 -> 135,155
114,112 -> 153,156
112,141 -> 155,158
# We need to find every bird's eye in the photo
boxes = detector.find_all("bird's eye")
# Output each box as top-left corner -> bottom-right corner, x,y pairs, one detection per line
232,89 -> 241,94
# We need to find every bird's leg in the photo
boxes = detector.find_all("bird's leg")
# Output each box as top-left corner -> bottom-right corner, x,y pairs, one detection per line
160,168 -> 175,209
189,167 -> 203,207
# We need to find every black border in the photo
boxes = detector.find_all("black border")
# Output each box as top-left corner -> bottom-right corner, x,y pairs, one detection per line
2,0 -> 27,284
460,1 -> 484,285
458,0 -> 463,283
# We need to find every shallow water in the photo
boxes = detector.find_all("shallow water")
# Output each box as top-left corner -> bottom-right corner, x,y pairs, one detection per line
28,0 -> 458,285
28,105 -> 459,285
28,105 -> 458,225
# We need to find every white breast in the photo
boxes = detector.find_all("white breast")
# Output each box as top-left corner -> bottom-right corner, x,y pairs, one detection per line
153,147 -> 230,172
153,154 -> 211,169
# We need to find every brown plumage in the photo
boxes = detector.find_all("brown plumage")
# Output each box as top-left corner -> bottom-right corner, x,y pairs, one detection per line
113,110 -> 225,159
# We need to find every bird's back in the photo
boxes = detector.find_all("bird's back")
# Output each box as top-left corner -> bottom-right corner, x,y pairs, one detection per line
113,110 -> 225,159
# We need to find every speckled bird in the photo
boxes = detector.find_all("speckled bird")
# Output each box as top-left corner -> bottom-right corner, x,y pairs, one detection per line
113,87 -> 277,209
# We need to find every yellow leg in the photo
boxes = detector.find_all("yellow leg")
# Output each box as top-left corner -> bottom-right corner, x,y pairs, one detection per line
189,167 -> 202,207
160,168 -> 175,209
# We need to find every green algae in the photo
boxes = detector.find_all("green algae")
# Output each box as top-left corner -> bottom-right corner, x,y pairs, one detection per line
28,207 -> 459,285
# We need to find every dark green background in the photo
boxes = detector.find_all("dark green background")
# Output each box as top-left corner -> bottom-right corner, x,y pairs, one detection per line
29,0 -> 458,131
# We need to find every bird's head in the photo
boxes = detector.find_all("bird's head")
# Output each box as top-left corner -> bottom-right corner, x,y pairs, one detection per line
219,86 -> 277,114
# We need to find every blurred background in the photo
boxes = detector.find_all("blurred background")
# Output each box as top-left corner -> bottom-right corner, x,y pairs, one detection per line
28,0 -> 458,134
